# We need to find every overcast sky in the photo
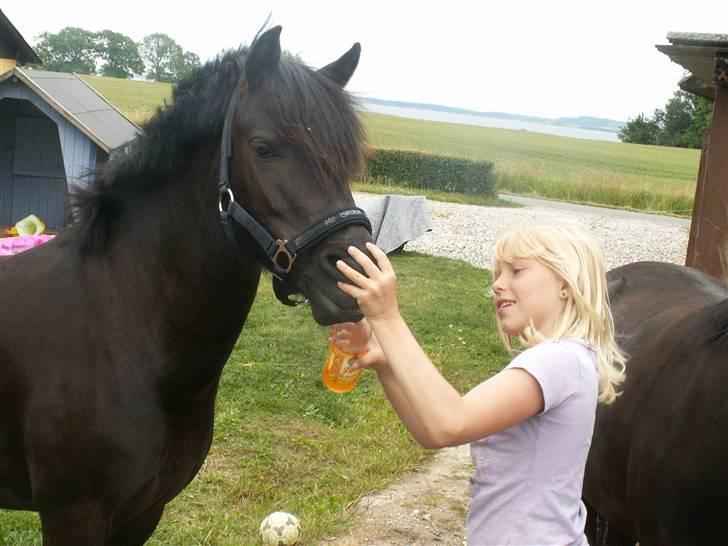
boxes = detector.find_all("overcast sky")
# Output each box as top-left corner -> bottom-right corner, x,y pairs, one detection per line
5,1 -> 724,121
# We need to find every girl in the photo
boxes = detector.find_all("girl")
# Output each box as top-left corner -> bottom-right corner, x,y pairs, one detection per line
332,223 -> 626,546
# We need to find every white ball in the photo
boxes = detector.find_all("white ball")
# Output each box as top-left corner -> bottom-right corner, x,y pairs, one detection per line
259,511 -> 301,546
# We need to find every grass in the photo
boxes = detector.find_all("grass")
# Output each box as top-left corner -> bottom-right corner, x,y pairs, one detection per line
77,75 -> 700,217
0,253 -> 510,545
80,75 -> 172,126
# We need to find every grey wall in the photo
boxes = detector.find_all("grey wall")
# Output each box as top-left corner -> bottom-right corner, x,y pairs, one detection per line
0,98 -> 67,229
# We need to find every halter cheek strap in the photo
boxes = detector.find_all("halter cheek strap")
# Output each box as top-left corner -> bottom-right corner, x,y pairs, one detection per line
217,82 -> 372,305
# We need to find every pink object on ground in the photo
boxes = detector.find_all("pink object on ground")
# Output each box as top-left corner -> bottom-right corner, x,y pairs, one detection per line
0,234 -> 55,256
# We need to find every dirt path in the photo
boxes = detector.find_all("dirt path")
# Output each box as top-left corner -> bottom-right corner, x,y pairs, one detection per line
318,445 -> 472,545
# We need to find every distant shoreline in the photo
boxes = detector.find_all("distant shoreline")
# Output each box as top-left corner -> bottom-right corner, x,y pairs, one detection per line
358,97 -> 623,134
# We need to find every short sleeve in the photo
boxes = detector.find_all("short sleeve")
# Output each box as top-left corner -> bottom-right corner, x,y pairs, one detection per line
506,341 -> 582,412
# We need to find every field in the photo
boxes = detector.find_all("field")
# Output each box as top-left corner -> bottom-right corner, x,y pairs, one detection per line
79,75 -> 701,216
81,75 -> 172,126
363,113 -> 700,216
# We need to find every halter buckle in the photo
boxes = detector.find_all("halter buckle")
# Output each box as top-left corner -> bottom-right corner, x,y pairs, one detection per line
271,239 -> 296,274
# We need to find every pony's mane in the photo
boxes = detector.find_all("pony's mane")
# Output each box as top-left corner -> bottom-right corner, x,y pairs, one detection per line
72,37 -> 365,252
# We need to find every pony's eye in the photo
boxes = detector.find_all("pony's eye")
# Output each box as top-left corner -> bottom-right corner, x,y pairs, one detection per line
253,143 -> 275,159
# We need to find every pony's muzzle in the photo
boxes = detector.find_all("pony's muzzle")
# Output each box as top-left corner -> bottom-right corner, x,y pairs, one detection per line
320,244 -> 373,285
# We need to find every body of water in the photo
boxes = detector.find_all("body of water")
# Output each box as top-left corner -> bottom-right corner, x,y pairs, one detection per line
360,102 -> 620,142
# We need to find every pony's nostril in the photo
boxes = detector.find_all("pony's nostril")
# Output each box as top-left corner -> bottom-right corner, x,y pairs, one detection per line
324,251 -> 365,277
327,254 -> 348,271
327,254 -> 341,272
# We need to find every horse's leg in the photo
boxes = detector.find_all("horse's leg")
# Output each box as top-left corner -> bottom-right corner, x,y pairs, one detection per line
109,504 -> 166,546
40,501 -> 109,546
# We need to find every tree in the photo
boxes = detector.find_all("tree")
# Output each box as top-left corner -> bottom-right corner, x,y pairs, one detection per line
169,50 -> 200,82
681,93 -> 714,148
34,27 -> 99,74
139,33 -> 178,82
618,90 -> 714,148
96,30 -> 144,78
618,113 -> 659,145
140,33 -> 200,83
656,91 -> 695,147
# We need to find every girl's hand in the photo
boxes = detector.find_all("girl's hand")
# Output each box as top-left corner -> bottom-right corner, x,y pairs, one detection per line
328,319 -> 388,371
336,242 -> 399,322
328,320 -> 371,354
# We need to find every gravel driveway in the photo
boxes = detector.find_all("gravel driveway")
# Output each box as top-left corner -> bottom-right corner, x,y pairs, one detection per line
397,197 -> 690,271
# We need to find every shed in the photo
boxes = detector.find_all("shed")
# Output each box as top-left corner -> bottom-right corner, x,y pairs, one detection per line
0,10 -> 140,231
657,33 -> 728,281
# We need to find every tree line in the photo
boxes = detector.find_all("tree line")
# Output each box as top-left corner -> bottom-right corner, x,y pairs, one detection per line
618,90 -> 713,149
32,27 -> 200,83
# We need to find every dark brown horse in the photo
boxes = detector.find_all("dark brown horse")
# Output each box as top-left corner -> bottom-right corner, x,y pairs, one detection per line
0,27 -> 373,545
584,261 -> 728,546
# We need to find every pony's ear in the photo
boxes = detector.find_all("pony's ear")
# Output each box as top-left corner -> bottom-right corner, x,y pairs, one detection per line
319,43 -> 361,87
246,26 -> 282,88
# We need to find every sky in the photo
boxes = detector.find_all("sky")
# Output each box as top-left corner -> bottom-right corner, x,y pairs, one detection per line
4,1 -> 725,122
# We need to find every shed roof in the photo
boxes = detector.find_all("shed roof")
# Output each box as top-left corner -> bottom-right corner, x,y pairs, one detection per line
0,67 -> 140,153
656,32 -> 728,101
0,9 -> 41,65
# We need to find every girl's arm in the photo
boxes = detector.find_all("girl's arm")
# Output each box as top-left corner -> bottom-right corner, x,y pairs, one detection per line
331,322 -> 439,446
376,365 -> 442,448
336,243 -> 545,448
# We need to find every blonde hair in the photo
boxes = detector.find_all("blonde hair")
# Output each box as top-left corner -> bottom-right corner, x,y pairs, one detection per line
491,223 -> 626,404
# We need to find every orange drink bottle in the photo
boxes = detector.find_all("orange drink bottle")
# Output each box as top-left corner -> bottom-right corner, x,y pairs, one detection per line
322,342 -> 367,393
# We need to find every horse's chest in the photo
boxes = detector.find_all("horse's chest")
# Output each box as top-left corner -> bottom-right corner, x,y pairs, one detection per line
118,416 -> 214,518
155,408 -> 216,490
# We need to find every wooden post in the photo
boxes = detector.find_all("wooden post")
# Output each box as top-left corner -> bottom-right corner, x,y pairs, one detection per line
685,53 -> 728,281
686,132 -> 710,266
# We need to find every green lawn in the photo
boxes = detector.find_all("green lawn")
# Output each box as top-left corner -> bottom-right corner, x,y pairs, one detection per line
79,74 -> 701,216
0,253 -> 509,545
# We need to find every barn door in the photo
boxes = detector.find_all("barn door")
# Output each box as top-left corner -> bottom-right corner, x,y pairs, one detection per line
11,116 -> 67,231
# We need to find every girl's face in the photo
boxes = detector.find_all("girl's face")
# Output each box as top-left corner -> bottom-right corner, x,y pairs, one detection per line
492,258 -> 567,337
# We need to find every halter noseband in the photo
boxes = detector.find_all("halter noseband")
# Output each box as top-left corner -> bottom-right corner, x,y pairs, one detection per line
217,82 -> 372,306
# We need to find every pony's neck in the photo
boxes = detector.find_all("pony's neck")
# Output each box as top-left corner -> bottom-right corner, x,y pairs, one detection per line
103,142 -> 262,391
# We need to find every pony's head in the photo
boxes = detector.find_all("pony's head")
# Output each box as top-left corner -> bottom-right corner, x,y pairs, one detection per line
225,26 -> 372,325
74,26 -> 372,325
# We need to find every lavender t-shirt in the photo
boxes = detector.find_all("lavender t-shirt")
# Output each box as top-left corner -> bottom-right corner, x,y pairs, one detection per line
467,339 -> 598,546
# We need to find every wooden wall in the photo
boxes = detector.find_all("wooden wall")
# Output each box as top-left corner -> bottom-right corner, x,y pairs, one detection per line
0,58 -> 16,73
685,85 -> 728,281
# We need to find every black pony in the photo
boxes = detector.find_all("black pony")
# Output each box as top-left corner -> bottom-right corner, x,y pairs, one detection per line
0,27 -> 372,545
584,261 -> 728,545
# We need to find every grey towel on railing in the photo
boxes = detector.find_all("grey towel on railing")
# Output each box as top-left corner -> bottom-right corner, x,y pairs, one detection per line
354,195 -> 432,253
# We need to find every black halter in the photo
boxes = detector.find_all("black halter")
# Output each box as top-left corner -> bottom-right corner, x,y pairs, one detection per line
217,83 -> 372,306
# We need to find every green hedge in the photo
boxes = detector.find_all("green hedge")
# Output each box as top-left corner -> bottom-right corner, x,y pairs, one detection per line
363,148 -> 496,196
